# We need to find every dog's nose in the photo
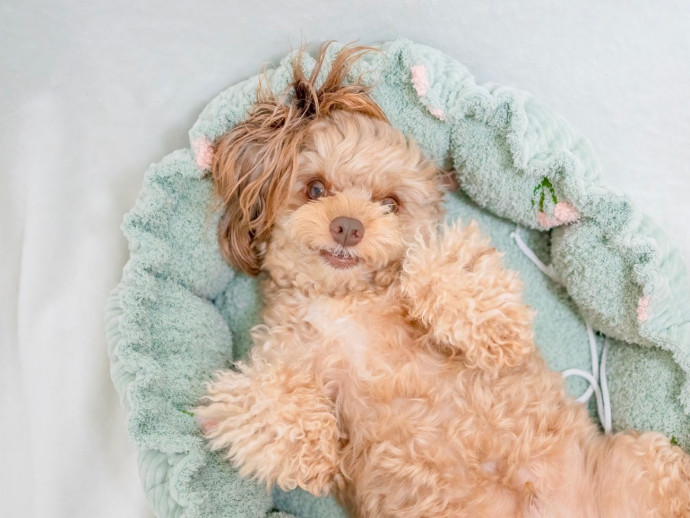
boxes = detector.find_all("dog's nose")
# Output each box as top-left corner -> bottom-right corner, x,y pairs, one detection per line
329,217 -> 364,247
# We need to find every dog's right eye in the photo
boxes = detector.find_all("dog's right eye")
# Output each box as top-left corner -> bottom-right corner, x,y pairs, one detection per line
307,180 -> 327,200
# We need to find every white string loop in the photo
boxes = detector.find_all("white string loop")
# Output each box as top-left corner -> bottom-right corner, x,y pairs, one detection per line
510,226 -> 611,433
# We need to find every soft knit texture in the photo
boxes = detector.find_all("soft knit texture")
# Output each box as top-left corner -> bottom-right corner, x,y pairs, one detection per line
106,40 -> 690,517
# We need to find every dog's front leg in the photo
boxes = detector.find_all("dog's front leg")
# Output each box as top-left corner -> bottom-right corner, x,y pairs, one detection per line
195,359 -> 339,496
401,220 -> 535,371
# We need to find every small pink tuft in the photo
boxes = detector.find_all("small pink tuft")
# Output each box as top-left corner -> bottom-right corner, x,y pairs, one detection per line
193,138 -> 214,171
637,296 -> 650,323
553,202 -> 580,224
537,211 -> 560,229
428,107 -> 445,120
538,202 -> 580,228
410,65 -> 430,97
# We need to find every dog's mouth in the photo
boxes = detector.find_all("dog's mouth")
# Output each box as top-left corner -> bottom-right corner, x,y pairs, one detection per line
319,249 -> 360,269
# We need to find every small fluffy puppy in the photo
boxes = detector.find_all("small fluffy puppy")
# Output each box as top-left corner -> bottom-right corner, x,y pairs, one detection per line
196,45 -> 690,517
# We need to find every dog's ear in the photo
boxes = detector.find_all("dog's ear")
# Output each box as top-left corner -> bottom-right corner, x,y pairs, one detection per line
212,99 -> 303,276
213,43 -> 386,275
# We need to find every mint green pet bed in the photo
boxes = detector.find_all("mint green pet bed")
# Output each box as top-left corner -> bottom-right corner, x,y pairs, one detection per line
106,40 -> 690,518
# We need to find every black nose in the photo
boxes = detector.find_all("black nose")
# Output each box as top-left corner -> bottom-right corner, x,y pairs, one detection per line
329,217 -> 364,247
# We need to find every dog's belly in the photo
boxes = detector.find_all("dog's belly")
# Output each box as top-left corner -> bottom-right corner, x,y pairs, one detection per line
297,297 -> 597,517
333,364 -> 596,518
326,344 -> 595,517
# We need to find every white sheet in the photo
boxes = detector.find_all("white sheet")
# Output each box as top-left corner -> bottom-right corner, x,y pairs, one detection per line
2,1 -> 688,517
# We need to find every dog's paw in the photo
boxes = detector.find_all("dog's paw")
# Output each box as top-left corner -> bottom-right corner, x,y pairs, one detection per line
195,363 -> 339,496
401,221 -> 534,369
401,221 -> 497,322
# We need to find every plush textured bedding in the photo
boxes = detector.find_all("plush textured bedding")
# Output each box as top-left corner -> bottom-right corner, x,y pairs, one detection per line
106,40 -> 690,517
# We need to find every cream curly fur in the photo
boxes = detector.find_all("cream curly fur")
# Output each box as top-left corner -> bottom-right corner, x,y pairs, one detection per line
196,85 -> 690,516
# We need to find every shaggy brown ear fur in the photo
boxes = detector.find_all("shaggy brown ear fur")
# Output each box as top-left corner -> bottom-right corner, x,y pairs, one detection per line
212,43 -> 386,275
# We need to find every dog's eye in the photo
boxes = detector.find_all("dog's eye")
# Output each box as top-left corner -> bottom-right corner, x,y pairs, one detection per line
307,180 -> 327,200
381,197 -> 399,213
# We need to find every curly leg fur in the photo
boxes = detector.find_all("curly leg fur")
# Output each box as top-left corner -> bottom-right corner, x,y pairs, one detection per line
194,361 -> 340,495
401,221 -> 534,370
592,431 -> 690,517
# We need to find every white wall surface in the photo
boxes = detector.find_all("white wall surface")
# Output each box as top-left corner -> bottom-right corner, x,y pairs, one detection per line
2,1 -> 689,517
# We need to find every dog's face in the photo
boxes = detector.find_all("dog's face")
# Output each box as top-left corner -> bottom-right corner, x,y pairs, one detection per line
262,112 -> 443,294
211,44 -> 444,293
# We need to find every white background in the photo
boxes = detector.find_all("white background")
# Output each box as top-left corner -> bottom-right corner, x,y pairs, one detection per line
2,1 -> 689,517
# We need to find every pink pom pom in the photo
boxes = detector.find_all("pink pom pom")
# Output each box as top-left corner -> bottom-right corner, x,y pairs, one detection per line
538,202 -> 580,228
637,296 -> 650,323
537,211 -> 560,229
428,107 -> 445,121
193,138 -> 214,171
410,65 -> 430,97
553,202 -> 580,224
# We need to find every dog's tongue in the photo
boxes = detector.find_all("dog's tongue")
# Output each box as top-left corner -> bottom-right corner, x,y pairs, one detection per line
320,250 -> 359,269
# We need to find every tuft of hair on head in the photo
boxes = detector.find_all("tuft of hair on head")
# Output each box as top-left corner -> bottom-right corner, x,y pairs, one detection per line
212,42 -> 386,276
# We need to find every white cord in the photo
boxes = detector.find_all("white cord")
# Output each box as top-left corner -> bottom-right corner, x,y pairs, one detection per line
510,225 -> 612,433
562,369 -> 605,426
600,337 -> 612,433
576,323 -> 598,405
509,228 -> 561,284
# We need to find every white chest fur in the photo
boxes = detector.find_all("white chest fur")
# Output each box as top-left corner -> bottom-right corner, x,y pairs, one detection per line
302,296 -> 374,375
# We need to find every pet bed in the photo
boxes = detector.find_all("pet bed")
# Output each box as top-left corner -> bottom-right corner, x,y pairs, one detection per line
106,40 -> 690,518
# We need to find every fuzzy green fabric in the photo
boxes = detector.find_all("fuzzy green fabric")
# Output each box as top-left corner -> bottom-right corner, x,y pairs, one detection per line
106,40 -> 690,518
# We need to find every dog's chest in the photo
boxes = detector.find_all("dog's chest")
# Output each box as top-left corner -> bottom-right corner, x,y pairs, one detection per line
303,296 -> 376,369
300,295 -> 415,378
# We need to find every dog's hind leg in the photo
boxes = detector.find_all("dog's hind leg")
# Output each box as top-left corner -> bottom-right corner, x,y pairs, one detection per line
400,220 -> 535,371
589,431 -> 690,517
195,360 -> 340,496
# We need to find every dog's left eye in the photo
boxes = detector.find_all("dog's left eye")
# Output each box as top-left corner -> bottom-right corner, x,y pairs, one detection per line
307,180 -> 327,200
381,197 -> 399,213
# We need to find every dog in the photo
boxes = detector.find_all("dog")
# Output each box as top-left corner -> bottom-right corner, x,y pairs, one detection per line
195,44 -> 690,517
